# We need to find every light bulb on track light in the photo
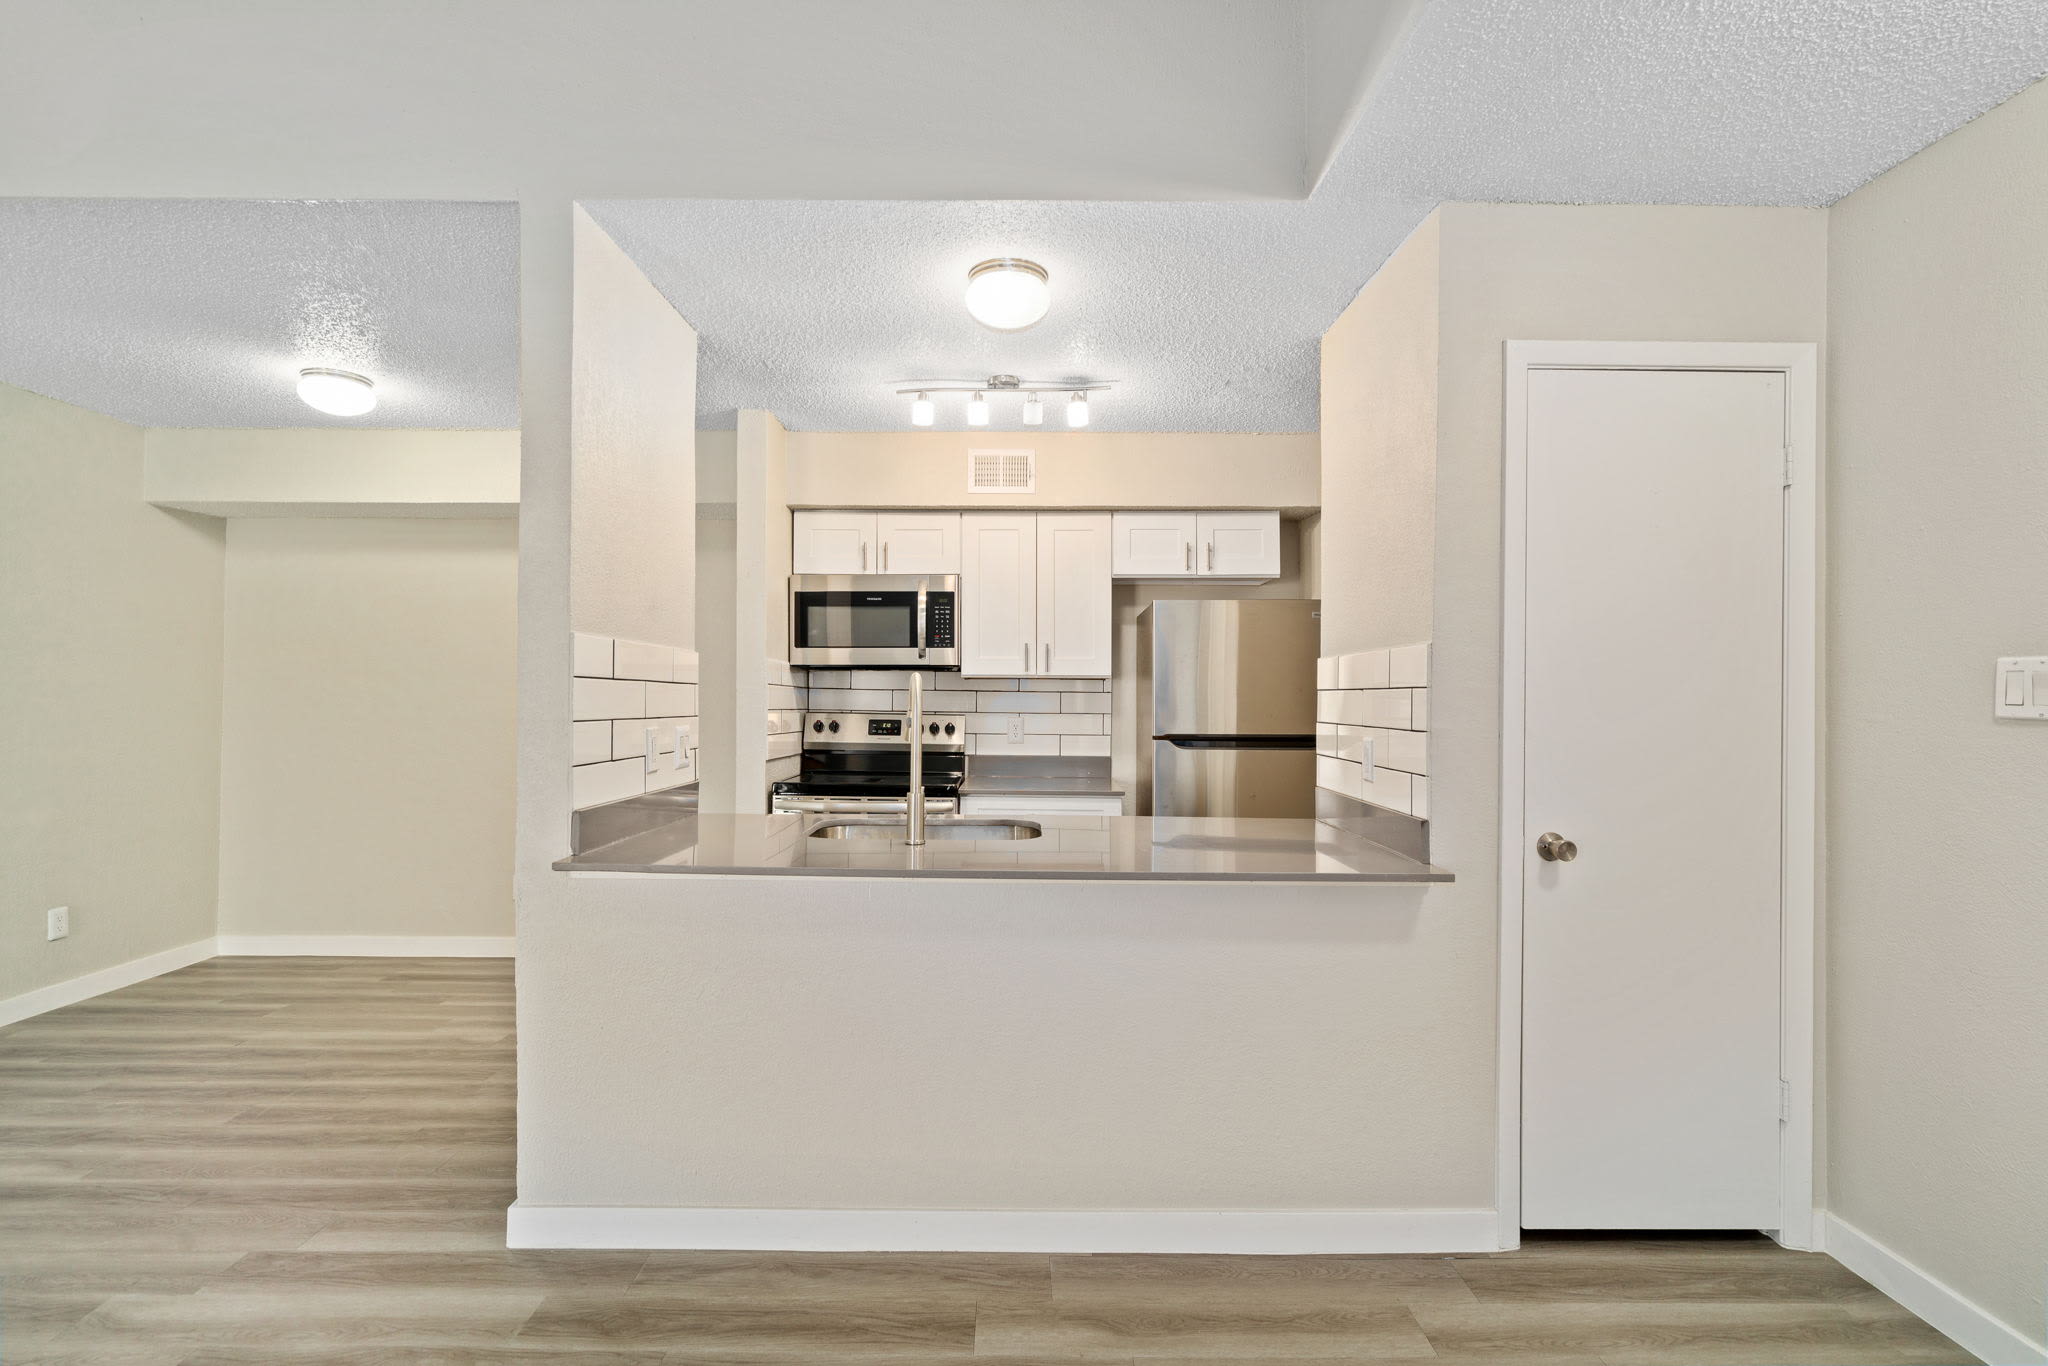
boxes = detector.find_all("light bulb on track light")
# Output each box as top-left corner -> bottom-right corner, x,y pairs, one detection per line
1065,391 -> 1090,428
909,392 -> 934,426
1021,393 -> 1044,426
966,391 -> 990,426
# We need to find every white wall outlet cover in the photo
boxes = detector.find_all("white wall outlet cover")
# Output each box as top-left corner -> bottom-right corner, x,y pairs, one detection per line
1361,736 -> 1376,782
1006,715 -> 1025,742
46,906 -> 69,941
1994,656 -> 2048,720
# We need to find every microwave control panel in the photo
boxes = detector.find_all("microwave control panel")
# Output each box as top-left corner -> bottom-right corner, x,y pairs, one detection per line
926,597 -> 956,647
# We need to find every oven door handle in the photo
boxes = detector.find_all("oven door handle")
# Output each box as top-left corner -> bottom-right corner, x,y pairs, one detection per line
916,582 -> 928,660
773,797 -> 956,815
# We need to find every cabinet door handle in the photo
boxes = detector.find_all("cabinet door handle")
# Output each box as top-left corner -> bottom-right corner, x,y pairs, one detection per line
1043,642 -> 1051,673
1024,639 -> 1032,674
860,541 -> 868,571
1207,540 -> 1215,571
882,541 -> 889,571
1184,541 -> 1193,572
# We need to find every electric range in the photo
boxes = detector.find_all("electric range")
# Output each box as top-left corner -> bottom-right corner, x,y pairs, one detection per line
770,711 -> 968,815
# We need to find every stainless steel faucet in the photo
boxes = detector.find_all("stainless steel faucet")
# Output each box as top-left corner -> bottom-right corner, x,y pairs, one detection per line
905,670 -> 927,844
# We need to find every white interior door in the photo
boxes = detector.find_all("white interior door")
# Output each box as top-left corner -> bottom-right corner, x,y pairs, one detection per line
1036,513 -> 1112,677
1520,367 -> 1787,1230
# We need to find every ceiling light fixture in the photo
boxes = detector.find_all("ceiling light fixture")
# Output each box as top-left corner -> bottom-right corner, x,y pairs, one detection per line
888,375 -> 1112,428
296,367 -> 377,417
963,258 -> 1051,332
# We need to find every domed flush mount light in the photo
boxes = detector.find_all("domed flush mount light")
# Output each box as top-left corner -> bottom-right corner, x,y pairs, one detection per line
964,258 -> 1050,332
297,368 -> 377,417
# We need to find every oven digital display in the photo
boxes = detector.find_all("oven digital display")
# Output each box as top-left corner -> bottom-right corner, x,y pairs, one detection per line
866,718 -> 902,736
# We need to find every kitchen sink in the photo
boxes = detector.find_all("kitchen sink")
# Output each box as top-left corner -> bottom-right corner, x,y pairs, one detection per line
808,818 -> 1043,841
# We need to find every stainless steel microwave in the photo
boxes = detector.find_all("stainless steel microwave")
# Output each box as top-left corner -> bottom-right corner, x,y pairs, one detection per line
789,575 -> 959,669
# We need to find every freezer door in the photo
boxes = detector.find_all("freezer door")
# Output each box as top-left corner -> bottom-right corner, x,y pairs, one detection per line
1151,740 -> 1317,819
1148,599 -> 1321,737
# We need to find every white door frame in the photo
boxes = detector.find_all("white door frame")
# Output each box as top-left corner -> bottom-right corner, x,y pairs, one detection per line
1498,340 -> 1820,1251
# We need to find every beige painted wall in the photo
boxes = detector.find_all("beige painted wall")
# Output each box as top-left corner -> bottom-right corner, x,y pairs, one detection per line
145,428 -> 520,518
571,207 -> 697,647
783,430 -> 1318,512
1319,212 -> 1438,657
0,384 -> 224,1001
1826,79 -> 2048,1344
216,518 -> 517,939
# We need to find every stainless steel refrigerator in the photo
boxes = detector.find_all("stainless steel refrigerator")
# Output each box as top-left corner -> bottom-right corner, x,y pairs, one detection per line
1135,599 -> 1321,818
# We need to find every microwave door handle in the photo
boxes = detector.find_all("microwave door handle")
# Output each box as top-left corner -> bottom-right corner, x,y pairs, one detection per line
916,583 -> 928,660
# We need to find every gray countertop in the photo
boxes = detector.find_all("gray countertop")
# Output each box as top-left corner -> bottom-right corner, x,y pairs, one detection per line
554,812 -> 1450,884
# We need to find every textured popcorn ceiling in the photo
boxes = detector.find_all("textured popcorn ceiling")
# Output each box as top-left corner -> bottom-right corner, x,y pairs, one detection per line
3,2 -> 2046,430
0,200 -> 517,428
596,0 -> 2048,432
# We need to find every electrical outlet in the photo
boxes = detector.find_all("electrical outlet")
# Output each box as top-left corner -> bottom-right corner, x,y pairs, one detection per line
47,906 -> 69,941
1006,714 -> 1025,742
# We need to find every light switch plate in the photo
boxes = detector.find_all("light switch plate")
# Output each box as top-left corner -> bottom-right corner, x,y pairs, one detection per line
1994,656 -> 2048,719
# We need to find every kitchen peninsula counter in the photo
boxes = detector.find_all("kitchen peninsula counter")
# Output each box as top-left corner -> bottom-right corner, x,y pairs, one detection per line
554,810 -> 1450,883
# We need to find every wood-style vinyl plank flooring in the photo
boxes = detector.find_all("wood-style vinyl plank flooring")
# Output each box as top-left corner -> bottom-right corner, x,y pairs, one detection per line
0,957 -> 1973,1365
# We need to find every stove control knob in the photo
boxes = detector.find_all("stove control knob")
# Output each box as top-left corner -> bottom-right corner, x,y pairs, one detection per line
827,720 -> 840,733
928,722 -> 941,735
944,722 -> 956,736
812,720 -> 825,733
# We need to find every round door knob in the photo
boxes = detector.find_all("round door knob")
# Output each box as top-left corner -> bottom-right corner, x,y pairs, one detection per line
1536,832 -> 1578,862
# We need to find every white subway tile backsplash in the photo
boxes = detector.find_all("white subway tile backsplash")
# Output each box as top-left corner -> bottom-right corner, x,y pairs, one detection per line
970,733 -> 1060,756
673,648 -> 701,684
964,676 -> 1023,690
573,677 -> 644,721
1060,692 -> 1111,714
1382,728 -> 1427,776
573,720 -> 614,766
1315,643 -> 1431,817
890,690 -> 979,711
964,713 -> 1017,734
613,640 -> 675,682
1316,754 -> 1364,800
647,744 -> 697,792
646,681 -> 699,715
612,717 -> 693,761
1024,713 -> 1105,735
1358,688 -> 1413,729
1338,649 -> 1391,689
767,731 -> 802,761
1059,734 -> 1112,757
983,691 -> 1058,713
1020,677 -> 1108,692
807,669 -> 851,689
573,633 -> 614,678
765,755 -> 802,783
573,756 -> 645,810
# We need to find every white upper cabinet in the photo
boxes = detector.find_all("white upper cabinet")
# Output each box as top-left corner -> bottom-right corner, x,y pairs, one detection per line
1036,514 -> 1113,679
874,511 -> 961,575
792,511 -> 876,575
1111,512 -> 1200,577
1198,511 -> 1282,579
959,514 -> 1037,677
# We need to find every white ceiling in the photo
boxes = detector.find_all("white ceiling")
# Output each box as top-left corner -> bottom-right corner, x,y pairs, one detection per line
592,0 -> 2048,432
0,200 -> 518,428
2,1 -> 2044,431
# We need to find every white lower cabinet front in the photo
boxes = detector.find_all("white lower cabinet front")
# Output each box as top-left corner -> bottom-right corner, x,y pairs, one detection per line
959,794 -> 1124,817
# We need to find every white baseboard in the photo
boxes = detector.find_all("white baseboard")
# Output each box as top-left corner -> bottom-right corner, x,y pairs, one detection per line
214,935 -> 514,958
0,937 -> 218,1028
1822,1212 -> 2046,1365
505,1203 -> 1501,1254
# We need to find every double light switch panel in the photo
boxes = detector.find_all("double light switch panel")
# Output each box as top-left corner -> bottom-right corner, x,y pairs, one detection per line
1994,657 -> 2048,720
